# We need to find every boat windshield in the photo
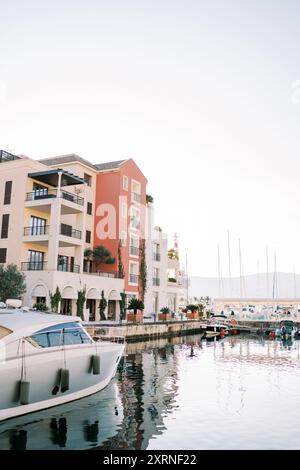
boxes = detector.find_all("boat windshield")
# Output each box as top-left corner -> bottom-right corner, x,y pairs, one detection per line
0,325 -> 13,339
281,321 -> 294,327
26,322 -> 92,348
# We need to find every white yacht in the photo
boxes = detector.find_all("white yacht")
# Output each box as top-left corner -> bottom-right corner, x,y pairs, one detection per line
0,310 -> 125,421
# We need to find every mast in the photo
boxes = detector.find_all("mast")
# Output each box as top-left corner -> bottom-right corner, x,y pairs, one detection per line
294,265 -> 297,299
266,246 -> 269,299
239,239 -> 243,298
186,253 -> 189,304
272,251 -> 277,300
227,230 -> 232,297
218,245 -> 221,298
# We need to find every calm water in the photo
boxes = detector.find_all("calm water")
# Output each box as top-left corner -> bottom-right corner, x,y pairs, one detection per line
1,334 -> 300,450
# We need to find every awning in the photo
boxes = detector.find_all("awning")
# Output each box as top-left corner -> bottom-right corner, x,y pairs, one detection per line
32,284 -> 47,297
61,286 -> 77,299
108,290 -> 121,301
28,169 -> 85,187
87,288 -> 100,299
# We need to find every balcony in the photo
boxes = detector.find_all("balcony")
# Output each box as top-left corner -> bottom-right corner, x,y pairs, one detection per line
57,262 -> 80,273
153,252 -> 161,262
23,226 -> 50,236
21,261 -> 47,271
60,224 -> 82,240
131,192 -> 142,203
25,189 -> 84,213
83,269 -> 122,279
153,277 -> 160,286
129,274 -> 139,284
130,245 -> 139,256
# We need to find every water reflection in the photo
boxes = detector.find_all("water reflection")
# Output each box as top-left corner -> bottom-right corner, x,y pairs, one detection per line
1,334 -> 300,450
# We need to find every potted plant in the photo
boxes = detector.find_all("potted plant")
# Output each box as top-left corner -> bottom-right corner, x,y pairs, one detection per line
158,306 -> 171,321
127,298 -> 144,323
186,304 -> 199,320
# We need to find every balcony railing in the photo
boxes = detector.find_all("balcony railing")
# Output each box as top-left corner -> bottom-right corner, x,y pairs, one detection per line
57,262 -> 80,273
25,189 -> 84,206
131,192 -> 142,203
153,252 -> 161,261
26,189 -> 57,201
83,269 -> 122,278
130,246 -> 139,256
129,274 -> 139,284
21,261 -> 47,271
23,226 -> 50,236
153,277 -> 160,286
61,190 -> 84,206
60,224 -> 82,239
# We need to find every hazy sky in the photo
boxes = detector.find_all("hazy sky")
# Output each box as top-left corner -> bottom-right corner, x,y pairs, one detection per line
1,0 -> 300,277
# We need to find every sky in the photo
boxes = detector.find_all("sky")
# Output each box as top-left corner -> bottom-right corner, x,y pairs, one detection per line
1,0 -> 300,277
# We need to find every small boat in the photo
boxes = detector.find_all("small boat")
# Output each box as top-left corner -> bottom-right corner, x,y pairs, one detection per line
275,320 -> 297,338
0,310 -> 125,421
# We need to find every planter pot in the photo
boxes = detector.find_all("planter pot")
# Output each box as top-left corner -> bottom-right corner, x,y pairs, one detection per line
127,312 -> 144,323
158,313 -> 171,321
187,312 -> 198,320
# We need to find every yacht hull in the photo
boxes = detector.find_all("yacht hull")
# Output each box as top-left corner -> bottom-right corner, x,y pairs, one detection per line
0,342 -> 125,422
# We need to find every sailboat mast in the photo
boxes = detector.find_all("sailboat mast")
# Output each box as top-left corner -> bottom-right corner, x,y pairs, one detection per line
239,239 -> 243,298
227,230 -> 232,297
218,245 -> 221,298
272,251 -> 277,300
294,265 -> 297,299
266,246 -> 269,299
186,253 -> 189,304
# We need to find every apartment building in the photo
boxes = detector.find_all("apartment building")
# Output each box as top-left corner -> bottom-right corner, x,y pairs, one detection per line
144,202 -> 168,317
0,151 -> 142,320
40,155 -> 148,309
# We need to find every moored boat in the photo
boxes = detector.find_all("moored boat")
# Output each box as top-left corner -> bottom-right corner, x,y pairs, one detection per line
0,310 -> 125,421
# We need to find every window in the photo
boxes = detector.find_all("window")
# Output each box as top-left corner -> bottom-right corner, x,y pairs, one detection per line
26,322 -> 91,348
121,203 -> 127,218
130,207 -> 140,230
84,173 -> 92,187
130,235 -> 139,256
87,202 -> 92,215
123,175 -> 128,191
0,248 -> 7,263
29,216 -> 47,236
58,255 -> 74,272
129,261 -> 139,284
1,214 -> 9,239
86,230 -> 91,243
120,230 -> 127,246
28,250 -> 44,270
4,181 -> 12,205
0,325 -> 12,339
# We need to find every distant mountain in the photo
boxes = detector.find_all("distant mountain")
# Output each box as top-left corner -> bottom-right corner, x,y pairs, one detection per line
189,272 -> 300,299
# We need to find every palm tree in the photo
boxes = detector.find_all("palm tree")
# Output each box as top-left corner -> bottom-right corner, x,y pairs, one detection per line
84,246 -> 115,273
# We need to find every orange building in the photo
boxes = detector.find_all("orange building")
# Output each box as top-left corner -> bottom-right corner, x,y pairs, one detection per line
94,159 -> 147,303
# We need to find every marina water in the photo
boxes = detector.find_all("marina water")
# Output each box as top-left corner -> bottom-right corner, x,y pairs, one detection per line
1,333 -> 300,450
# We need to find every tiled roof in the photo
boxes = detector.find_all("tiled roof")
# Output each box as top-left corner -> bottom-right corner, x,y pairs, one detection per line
38,154 -> 97,170
39,154 -> 127,172
94,160 -> 126,171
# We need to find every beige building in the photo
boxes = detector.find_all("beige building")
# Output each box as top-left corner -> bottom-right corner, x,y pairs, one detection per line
0,151 -> 124,321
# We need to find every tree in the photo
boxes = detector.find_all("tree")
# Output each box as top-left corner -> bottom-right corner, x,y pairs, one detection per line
146,194 -> 154,204
119,291 -> 127,321
160,307 -> 170,314
50,287 -> 61,313
0,264 -> 26,302
117,240 -> 125,279
76,289 -> 86,320
139,238 -> 147,301
128,298 -> 144,315
168,248 -> 179,261
84,245 -> 115,272
99,290 -> 107,320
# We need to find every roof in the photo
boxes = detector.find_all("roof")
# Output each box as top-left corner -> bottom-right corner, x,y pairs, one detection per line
94,160 -> 126,171
39,154 -> 97,171
39,154 -> 127,172
28,168 -> 85,186
0,311 -> 81,331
